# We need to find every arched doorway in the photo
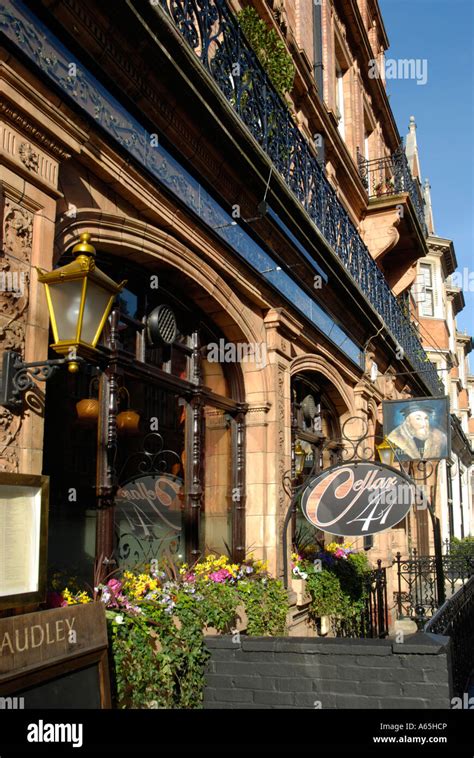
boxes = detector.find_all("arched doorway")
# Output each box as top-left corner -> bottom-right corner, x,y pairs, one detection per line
42,253 -> 247,585
290,369 -> 347,551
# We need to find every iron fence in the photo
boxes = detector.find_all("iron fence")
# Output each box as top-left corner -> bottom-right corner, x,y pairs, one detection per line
155,0 -> 443,396
394,549 -> 474,625
357,145 -> 427,236
333,561 -> 389,639
425,576 -> 474,697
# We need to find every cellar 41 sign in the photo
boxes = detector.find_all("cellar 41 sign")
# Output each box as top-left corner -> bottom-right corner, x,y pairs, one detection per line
300,461 -> 415,536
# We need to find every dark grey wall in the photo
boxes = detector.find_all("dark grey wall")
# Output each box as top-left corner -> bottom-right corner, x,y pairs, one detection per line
203,634 -> 452,709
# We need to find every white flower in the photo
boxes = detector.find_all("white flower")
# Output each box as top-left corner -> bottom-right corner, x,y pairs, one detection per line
115,614 -> 124,624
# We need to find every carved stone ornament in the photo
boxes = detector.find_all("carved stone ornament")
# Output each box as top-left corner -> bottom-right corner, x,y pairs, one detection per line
0,199 -> 33,471
18,142 -> 39,172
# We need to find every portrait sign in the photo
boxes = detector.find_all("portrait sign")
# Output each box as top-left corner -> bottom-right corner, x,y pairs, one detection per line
0,474 -> 49,610
383,396 -> 450,461
300,461 -> 415,537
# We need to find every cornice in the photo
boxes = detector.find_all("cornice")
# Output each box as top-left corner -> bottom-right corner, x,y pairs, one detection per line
0,97 -> 72,160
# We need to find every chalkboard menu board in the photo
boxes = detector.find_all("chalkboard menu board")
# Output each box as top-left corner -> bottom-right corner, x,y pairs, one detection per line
15,664 -> 101,708
0,603 -> 110,708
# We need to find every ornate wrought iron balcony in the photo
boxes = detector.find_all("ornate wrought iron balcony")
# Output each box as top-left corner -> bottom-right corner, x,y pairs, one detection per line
157,0 -> 442,395
357,146 -> 428,236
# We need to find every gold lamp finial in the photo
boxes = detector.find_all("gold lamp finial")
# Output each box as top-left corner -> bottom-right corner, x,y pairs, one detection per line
72,233 -> 96,257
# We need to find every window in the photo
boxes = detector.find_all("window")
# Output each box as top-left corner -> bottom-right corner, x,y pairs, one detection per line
43,257 -> 247,582
291,372 -> 342,550
336,66 -> 345,139
419,263 -> 435,317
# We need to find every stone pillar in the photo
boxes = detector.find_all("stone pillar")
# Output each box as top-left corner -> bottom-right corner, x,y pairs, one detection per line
0,92 -> 71,474
262,308 -> 302,577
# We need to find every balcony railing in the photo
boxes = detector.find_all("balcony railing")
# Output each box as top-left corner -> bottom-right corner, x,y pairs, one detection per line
157,0 -> 442,395
357,145 -> 428,236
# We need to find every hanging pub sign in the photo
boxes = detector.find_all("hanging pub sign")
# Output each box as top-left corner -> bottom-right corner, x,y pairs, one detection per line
383,396 -> 451,462
300,461 -> 415,537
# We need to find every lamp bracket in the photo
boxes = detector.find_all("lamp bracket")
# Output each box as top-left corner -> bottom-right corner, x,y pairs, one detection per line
0,350 -> 83,412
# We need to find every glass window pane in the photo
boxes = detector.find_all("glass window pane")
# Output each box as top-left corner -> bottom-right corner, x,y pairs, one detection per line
421,263 -> 432,286
114,387 -> 186,568
201,406 -> 232,556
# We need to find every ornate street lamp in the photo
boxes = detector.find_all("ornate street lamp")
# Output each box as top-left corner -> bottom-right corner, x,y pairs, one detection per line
36,233 -> 126,372
0,233 -> 126,411
376,437 -> 395,467
294,440 -> 307,476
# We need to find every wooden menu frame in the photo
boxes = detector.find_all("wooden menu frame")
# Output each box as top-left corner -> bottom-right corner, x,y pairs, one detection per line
0,473 -> 49,610
0,603 -> 111,708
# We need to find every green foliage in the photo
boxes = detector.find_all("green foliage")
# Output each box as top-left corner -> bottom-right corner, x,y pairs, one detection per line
107,597 -> 210,709
197,580 -> 240,631
238,578 -> 288,636
103,559 -> 290,709
333,551 -> 370,603
449,536 -> 474,560
305,569 -> 344,618
237,6 -> 295,97
298,550 -> 371,635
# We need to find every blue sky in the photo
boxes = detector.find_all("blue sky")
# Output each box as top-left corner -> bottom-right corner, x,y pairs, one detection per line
379,0 -> 473,344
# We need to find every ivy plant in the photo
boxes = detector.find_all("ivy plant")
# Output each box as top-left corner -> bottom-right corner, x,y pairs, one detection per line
237,6 -> 295,97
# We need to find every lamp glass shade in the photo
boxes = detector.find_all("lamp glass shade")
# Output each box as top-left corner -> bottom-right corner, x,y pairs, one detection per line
47,279 -> 84,342
294,441 -> 306,476
376,439 -> 395,466
79,280 -> 114,345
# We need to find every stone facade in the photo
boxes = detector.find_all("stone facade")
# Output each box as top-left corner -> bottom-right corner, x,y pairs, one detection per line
0,0 -> 466,630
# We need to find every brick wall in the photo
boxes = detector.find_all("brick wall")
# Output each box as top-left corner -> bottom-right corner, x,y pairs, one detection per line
204,634 -> 452,709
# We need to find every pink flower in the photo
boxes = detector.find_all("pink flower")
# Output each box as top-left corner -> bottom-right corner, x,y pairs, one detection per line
107,578 -> 123,595
209,568 -> 232,583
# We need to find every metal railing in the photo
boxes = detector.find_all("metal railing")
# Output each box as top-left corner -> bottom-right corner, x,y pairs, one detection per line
357,145 -> 428,236
331,561 -> 389,639
395,549 -> 474,625
425,576 -> 474,697
362,561 -> 389,638
156,0 -> 443,396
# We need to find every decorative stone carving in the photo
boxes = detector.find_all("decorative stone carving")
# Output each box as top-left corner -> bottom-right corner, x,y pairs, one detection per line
18,142 -> 39,172
0,198 -> 33,471
0,406 -> 21,472
0,100 -> 72,161
3,200 -> 33,260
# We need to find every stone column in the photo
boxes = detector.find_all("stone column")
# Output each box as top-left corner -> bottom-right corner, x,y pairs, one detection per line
262,308 -> 302,577
0,163 -> 58,474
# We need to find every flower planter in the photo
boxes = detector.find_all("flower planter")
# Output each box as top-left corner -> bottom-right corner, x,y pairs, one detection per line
202,604 -> 248,636
291,577 -> 311,606
319,615 -> 330,636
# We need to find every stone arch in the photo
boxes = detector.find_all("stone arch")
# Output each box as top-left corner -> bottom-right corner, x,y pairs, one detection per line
53,210 -> 270,402
290,354 -> 355,423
